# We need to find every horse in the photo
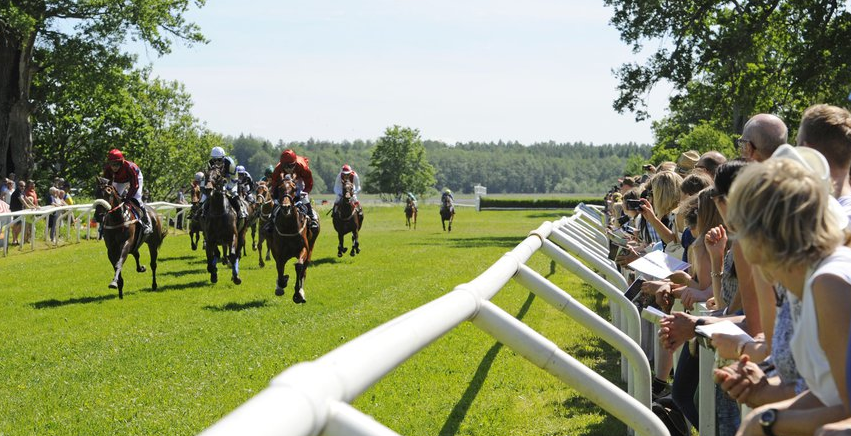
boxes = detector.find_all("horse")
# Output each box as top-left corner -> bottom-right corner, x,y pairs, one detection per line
405,197 -> 417,229
254,184 -> 274,267
188,203 -> 204,250
269,176 -> 319,303
332,180 -> 363,257
440,196 -> 455,232
93,177 -> 166,299
200,166 -> 245,284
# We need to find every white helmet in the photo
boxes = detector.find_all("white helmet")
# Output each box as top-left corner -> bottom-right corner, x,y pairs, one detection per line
236,165 -> 246,174
210,146 -> 225,159
194,171 -> 205,182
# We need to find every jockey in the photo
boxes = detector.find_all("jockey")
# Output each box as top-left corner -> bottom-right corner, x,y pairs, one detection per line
204,146 -> 246,219
268,149 -> 318,231
261,165 -> 274,183
333,164 -> 361,205
441,188 -> 454,205
102,148 -> 152,235
406,192 -> 418,207
235,165 -> 255,202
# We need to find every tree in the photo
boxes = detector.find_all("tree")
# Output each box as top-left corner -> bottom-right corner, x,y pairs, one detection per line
0,0 -> 206,179
605,0 -> 851,142
365,125 -> 435,200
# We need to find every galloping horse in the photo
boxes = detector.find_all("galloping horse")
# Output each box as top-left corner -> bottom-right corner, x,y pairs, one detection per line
332,180 -> 363,257
405,197 -> 417,229
201,166 -> 244,284
254,184 -> 274,267
269,176 -> 319,303
440,196 -> 455,232
188,203 -> 203,251
94,177 -> 166,299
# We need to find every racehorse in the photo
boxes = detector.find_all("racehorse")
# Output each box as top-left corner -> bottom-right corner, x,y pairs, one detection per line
405,197 -> 417,229
188,203 -> 203,250
200,166 -> 245,284
440,196 -> 455,232
332,180 -> 364,257
269,175 -> 319,303
94,177 -> 166,299
254,184 -> 274,267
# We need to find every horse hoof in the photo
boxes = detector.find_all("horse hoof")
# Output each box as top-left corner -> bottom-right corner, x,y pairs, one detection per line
233,276 -> 242,285
293,290 -> 306,304
337,251 -> 343,258
108,281 -> 118,289
211,273 -> 218,284
350,250 -> 356,257
275,287 -> 284,296
152,283 -> 157,291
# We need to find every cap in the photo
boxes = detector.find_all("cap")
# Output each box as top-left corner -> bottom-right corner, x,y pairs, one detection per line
770,144 -> 849,229
280,149 -> 297,164
107,149 -> 124,162
341,164 -> 352,174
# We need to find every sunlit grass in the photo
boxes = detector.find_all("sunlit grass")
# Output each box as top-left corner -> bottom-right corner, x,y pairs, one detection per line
0,205 -> 624,436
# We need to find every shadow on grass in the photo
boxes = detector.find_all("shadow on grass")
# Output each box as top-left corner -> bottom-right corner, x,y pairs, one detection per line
31,293 -> 118,309
204,299 -> 269,312
551,395 -> 625,436
144,280 -> 210,293
310,257 -> 339,267
439,292 -> 536,436
158,269 -> 200,278
413,236 -> 521,249
157,255 -> 198,261
523,212 -> 571,219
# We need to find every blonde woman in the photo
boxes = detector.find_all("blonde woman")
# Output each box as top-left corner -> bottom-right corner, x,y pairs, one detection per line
639,170 -> 684,249
722,158 -> 851,436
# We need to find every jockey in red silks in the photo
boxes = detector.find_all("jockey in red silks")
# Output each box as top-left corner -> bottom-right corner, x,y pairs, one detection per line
268,149 -> 318,230
102,148 -> 152,234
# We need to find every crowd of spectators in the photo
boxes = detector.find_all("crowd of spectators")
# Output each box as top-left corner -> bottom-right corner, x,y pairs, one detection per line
0,176 -> 76,245
603,104 -> 851,436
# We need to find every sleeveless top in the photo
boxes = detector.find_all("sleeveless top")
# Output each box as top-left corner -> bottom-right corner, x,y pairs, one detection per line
770,288 -> 808,393
789,246 -> 851,407
721,250 -> 738,309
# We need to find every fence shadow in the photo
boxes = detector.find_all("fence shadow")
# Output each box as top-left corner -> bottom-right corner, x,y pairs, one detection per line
158,269 -> 199,278
204,299 -> 269,312
414,236 -> 521,249
439,292 -> 536,436
145,280 -> 210,293
31,293 -> 117,309
157,255 -> 197,261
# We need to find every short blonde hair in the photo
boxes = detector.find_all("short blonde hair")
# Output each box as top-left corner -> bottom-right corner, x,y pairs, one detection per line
726,158 -> 844,269
650,170 -> 684,217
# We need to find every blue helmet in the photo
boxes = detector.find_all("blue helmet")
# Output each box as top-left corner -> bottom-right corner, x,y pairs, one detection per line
236,165 -> 246,174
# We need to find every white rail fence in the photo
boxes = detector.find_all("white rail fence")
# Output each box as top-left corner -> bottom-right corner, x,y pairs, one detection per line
0,202 -> 192,256
201,208 -> 670,436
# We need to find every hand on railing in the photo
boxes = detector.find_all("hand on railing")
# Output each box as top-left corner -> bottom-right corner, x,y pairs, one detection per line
712,355 -> 768,407
658,312 -> 699,351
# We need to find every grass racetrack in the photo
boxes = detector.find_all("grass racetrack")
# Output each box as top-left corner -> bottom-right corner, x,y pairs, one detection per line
1,204 -> 624,436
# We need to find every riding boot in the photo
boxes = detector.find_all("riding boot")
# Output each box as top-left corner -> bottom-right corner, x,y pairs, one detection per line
305,201 -> 319,230
139,205 -> 153,235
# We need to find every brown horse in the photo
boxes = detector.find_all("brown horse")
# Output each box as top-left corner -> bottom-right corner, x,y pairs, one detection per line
254,184 -> 273,267
332,180 -> 363,257
201,166 -> 244,284
440,196 -> 455,232
188,202 -> 204,251
270,176 -> 319,303
94,177 -> 166,299
405,197 -> 417,229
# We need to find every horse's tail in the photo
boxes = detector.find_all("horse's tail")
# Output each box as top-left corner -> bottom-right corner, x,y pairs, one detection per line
92,199 -> 111,210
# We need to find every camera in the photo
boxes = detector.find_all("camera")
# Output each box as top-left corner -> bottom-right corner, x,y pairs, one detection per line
617,214 -> 631,226
626,199 -> 642,210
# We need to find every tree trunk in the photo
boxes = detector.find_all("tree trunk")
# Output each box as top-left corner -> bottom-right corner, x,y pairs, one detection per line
0,26 -> 36,180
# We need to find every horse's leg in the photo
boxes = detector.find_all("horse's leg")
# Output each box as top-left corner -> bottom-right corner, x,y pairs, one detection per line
350,228 -> 359,256
293,260 -> 306,304
337,230 -> 346,257
231,231 -> 242,285
449,213 -> 454,232
148,239 -> 158,291
274,256 -> 289,296
190,229 -> 197,251
257,231 -> 265,268
110,235 -> 135,291
132,249 -> 147,273
106,244 -> 124,299
207,244 -> 218,283
251,222 -> 257,251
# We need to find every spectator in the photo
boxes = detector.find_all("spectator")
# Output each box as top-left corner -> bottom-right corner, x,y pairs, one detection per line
727,157 -> 851,436
676,150 -> 700,176
797,104 -> 851,217
738,113 -> 788,162
23,180 -> 38,209
0,196 -> 9,247
695,151 -> 727,177
9,181 -> 23,244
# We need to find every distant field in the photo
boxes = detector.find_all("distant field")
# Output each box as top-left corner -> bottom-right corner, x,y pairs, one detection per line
0,205 -> 623,436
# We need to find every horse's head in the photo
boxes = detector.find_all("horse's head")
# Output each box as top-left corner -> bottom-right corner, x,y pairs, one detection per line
276,175 -> 297,208
93,177 -> 121,222
206,166 -> 227,194
342,180 -> 354,201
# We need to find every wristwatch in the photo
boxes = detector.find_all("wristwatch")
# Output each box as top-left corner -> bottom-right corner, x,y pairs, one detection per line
759,408 -> 778,436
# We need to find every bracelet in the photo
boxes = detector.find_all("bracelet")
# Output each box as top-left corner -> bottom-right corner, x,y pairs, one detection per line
737,340 -> 749,356
710,270 -> 724,278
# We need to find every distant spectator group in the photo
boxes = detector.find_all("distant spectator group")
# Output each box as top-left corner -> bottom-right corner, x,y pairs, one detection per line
603,104 -> 851,436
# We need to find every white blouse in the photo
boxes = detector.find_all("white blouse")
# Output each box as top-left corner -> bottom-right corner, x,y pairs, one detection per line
788,246 -> 851,407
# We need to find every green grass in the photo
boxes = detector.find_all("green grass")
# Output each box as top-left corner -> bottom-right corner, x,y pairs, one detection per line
0,205 -> 624,436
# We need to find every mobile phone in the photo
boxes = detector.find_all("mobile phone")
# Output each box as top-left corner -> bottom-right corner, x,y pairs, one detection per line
626,199 -> 642,210
623,279 -> 645,302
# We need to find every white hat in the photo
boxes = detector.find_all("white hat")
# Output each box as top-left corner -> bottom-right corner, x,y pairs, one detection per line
770,144 -> 849,230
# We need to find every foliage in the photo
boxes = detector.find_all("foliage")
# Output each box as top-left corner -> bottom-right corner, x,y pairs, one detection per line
648,121 -> 735,164
605,0 -> 851,157
365,126 -> 436,199
478,197 -> 604,209
0,206 -> 623,436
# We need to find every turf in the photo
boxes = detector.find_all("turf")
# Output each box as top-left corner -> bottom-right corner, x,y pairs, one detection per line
0,204 -> 624,436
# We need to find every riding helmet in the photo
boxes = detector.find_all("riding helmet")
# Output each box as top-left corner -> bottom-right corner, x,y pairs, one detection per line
210,146 -> 225,159
107,149 -> 124,162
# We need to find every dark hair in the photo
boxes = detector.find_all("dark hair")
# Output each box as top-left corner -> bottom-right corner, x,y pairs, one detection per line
680,172 -> 713,196
712,159 -> 749,198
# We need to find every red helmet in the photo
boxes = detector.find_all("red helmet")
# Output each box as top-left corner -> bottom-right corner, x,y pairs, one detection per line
341,164 -> 352,174
107,149 -> 124,162
280,149 -> 297,164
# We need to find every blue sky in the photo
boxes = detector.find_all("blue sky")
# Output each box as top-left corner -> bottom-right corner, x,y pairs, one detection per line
134,0 -> 671,145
